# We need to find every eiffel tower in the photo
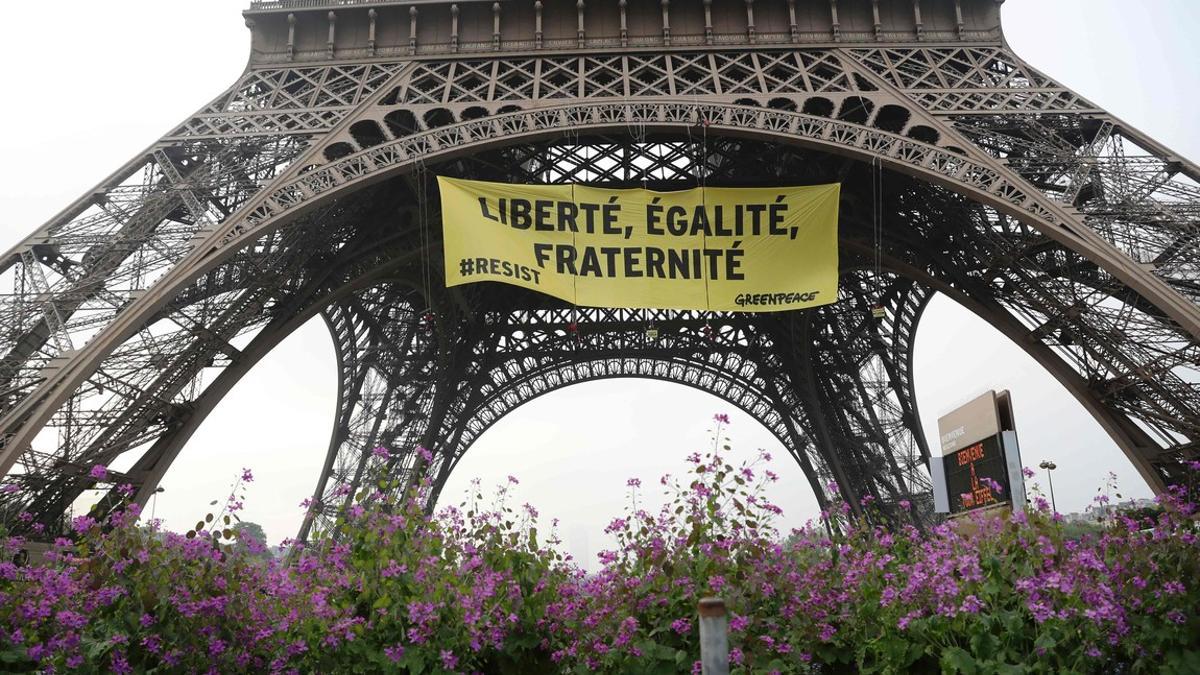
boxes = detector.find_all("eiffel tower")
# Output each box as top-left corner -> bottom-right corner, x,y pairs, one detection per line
0,0 -> 1196,542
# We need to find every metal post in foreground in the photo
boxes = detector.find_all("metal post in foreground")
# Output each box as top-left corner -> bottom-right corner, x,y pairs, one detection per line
698,597 -> 729,675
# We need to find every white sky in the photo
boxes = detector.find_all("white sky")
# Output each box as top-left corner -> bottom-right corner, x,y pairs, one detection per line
0,1 -> 1196,561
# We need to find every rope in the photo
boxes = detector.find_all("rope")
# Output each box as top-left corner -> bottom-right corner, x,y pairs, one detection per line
701,105 -> 714,337
871,156 -> 883,301
413,156 -> 433,318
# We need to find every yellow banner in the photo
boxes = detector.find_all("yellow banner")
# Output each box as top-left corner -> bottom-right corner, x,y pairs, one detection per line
439,177 -> 840,313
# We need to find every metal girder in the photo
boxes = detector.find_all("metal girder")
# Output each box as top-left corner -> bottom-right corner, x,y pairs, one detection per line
0,1 -> 1196,541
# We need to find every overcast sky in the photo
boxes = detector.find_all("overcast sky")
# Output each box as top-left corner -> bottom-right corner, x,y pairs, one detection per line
0,1 -> 1196,561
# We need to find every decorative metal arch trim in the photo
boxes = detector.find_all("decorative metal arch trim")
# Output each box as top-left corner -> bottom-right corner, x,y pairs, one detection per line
432,368 -> 818,488
448,356 -> 794,456
214,100 -> 1199,334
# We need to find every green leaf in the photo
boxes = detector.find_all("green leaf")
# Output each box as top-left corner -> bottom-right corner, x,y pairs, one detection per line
941,646 -> 977,674
1033,634 -> 1057,651
969,631 -> 999,660
1163,649 -> 1200,675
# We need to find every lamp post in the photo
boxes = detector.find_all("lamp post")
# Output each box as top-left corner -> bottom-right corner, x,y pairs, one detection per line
151,486 -> 165,521
1038,460 -> 1057,513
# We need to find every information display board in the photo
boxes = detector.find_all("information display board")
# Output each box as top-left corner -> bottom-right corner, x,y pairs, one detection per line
931,390 -> 1025,517
943,434 -> 1010,515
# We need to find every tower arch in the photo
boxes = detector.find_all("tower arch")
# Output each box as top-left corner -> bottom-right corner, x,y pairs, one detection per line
0,1 -> 1195,540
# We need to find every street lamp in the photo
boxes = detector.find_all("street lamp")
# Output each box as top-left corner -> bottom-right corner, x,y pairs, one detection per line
1038,460 -> 1057,513
151,486 -> 165,521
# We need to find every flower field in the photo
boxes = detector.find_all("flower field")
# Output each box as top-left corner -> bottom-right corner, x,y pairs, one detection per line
0,419 -> 1197,673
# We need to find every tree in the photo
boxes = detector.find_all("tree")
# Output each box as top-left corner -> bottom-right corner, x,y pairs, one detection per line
231,521 -> 272,560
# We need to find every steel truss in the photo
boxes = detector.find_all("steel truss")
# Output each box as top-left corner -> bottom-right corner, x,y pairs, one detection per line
0,1 -> 1196,541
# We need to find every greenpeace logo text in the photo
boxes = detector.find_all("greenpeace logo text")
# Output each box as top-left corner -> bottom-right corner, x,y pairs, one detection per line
733,292 -> 821,307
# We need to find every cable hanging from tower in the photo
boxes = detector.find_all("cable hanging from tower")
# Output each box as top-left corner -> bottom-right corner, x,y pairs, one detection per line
870,156 -> 885,320
413,156 -> 433,322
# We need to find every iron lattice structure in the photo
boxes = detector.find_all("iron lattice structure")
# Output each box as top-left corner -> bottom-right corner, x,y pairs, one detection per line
0,0 -> 1196,540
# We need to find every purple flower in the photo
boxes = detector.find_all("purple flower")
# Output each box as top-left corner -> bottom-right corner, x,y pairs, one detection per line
71,515 -> 97,533
604,518 -> 627,534
385,644 -> 405,662
960,595 -> 984,614
110,651 -> 131,675
1027,601 -> 1054,623
381,559 -> 405,579
979,476 -> 1004,494
56,610 -> 87,630
0,442 -> 1193,675
241,467 -> 254,482
626,477 -> 641,488
417,445 -> 433,462
89,464 -> 108,481
713,413 -> 731,425
372,446 -> 390,459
